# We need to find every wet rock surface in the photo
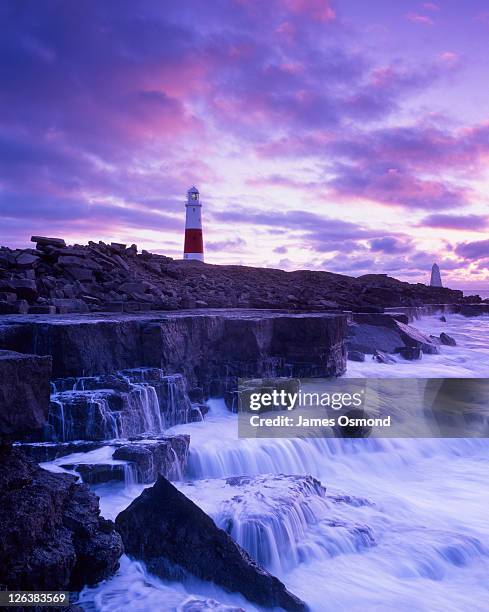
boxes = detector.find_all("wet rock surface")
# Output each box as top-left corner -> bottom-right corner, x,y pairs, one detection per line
112,435 -> 190,483
116,476 -> 307,611
0,350 -> 52,440
47,369 -> 191,441
347,314 -> 439,356
0,447 -> 123,591
0,311 -> 347,392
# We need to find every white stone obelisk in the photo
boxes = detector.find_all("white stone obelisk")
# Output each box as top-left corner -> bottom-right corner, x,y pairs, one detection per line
430,263 -> 442,287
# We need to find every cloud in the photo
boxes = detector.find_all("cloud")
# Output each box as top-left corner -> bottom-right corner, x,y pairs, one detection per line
422,2 -> 439,11
420,214 -> 488,230
455,239 -> 489,260
206,237 -> 247,251
369,236 -> 413,254
405,12 -> 434,25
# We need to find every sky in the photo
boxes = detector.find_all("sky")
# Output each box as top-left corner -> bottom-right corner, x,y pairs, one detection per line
1,0 -> 488,290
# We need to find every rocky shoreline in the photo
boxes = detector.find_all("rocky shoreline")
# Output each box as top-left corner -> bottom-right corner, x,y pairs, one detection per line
1,239 -> 488,610
1,236 -> 484,315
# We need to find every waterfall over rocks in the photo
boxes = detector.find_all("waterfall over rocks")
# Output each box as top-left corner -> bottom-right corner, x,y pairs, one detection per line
47,368 -> 192,441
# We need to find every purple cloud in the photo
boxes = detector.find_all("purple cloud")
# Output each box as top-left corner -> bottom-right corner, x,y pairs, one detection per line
369,237 -> 413,254
455,239 -> 489,260
420,214 -> 489,230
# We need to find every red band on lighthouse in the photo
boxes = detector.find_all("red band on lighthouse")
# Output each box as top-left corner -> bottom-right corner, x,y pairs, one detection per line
183,186 -> 204,262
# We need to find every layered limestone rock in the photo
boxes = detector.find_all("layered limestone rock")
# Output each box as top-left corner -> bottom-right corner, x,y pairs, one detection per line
47,369 -> 192,441
0,350 -> 52,440
0,311 -> 348,393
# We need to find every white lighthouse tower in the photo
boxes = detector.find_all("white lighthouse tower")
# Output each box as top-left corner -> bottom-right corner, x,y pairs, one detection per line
183,186 -> 204,261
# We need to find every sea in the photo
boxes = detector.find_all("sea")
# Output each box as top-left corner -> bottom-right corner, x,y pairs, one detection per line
44,313 -> 489,612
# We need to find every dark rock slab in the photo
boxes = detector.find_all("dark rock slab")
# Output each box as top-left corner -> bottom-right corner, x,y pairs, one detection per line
31,236 -> 66,248
0,312 -> 347,395
10,279 -> 38,301
15,441 -> 104,462
399,346 -> 422,360
60,462 -> 127,484
440,332 -> 457,346
0,447 -> 122,591
373,350 -> 396,364
115,475 -> 307,611
396,321 -> 439,354
0,350 -> 52,441
347,323 -> 404,354
347,350 -> 365,362
112,434 -> 189,482
460,304 -> 489,317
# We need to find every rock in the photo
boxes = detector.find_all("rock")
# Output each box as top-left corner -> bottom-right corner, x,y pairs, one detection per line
373,350 -> 396,364
0,313 -> 347,392
60,462 -> 128,484
399,346 -> 422,360
396,321 -> 439,354
10,278 -> 38,301
115,475 -> 307,611
0,350 -> 52,441
51,298 -> 90,314
347,323 -> 404,354
110,242 -> 127,253
0,300 -> 29,314
439,315 -> 447,322
28,305 -> 56,314
119,282 -> 147,294
0,291 -> 17,303
348,350 -> 365,362
48,369 -> 193,441
112,435 -> 189,483
58,256 -> 100,270
64,266 -> 94,282
16,253 -> 40,268
16,441 -> 104,463
31,236 -> 66,248
460,304 -> 489,317
0,447 -> 122,591
440,332 -> 456,346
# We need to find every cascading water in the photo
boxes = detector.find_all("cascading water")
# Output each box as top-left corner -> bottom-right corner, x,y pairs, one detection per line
47,369 -> 193,441
49,315 -> 489,611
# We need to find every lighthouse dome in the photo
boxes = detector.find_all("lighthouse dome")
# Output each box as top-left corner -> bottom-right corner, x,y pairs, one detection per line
187,186 -> 200,202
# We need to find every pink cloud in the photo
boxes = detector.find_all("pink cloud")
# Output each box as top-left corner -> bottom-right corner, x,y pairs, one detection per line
422,2 -> 439,11
282,0 -> 336,22
437,51 -> 460,67
405,12 -> 434,25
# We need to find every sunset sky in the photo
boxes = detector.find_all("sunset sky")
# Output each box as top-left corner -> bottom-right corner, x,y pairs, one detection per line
1,0 -> 489,289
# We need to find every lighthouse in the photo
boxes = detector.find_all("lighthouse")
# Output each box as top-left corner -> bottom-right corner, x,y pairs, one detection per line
183,186 -> 204,261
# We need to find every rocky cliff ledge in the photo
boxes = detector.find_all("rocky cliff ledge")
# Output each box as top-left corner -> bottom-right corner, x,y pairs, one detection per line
0,236 -> 474,315
0,310 -> 347,392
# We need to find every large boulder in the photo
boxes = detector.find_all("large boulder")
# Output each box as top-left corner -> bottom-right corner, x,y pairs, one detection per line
0,350 -> 52,441
115,476 -> 307,611
347,323 -> 403,354
0,447 -> 123,591
347,315 -> 439,355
